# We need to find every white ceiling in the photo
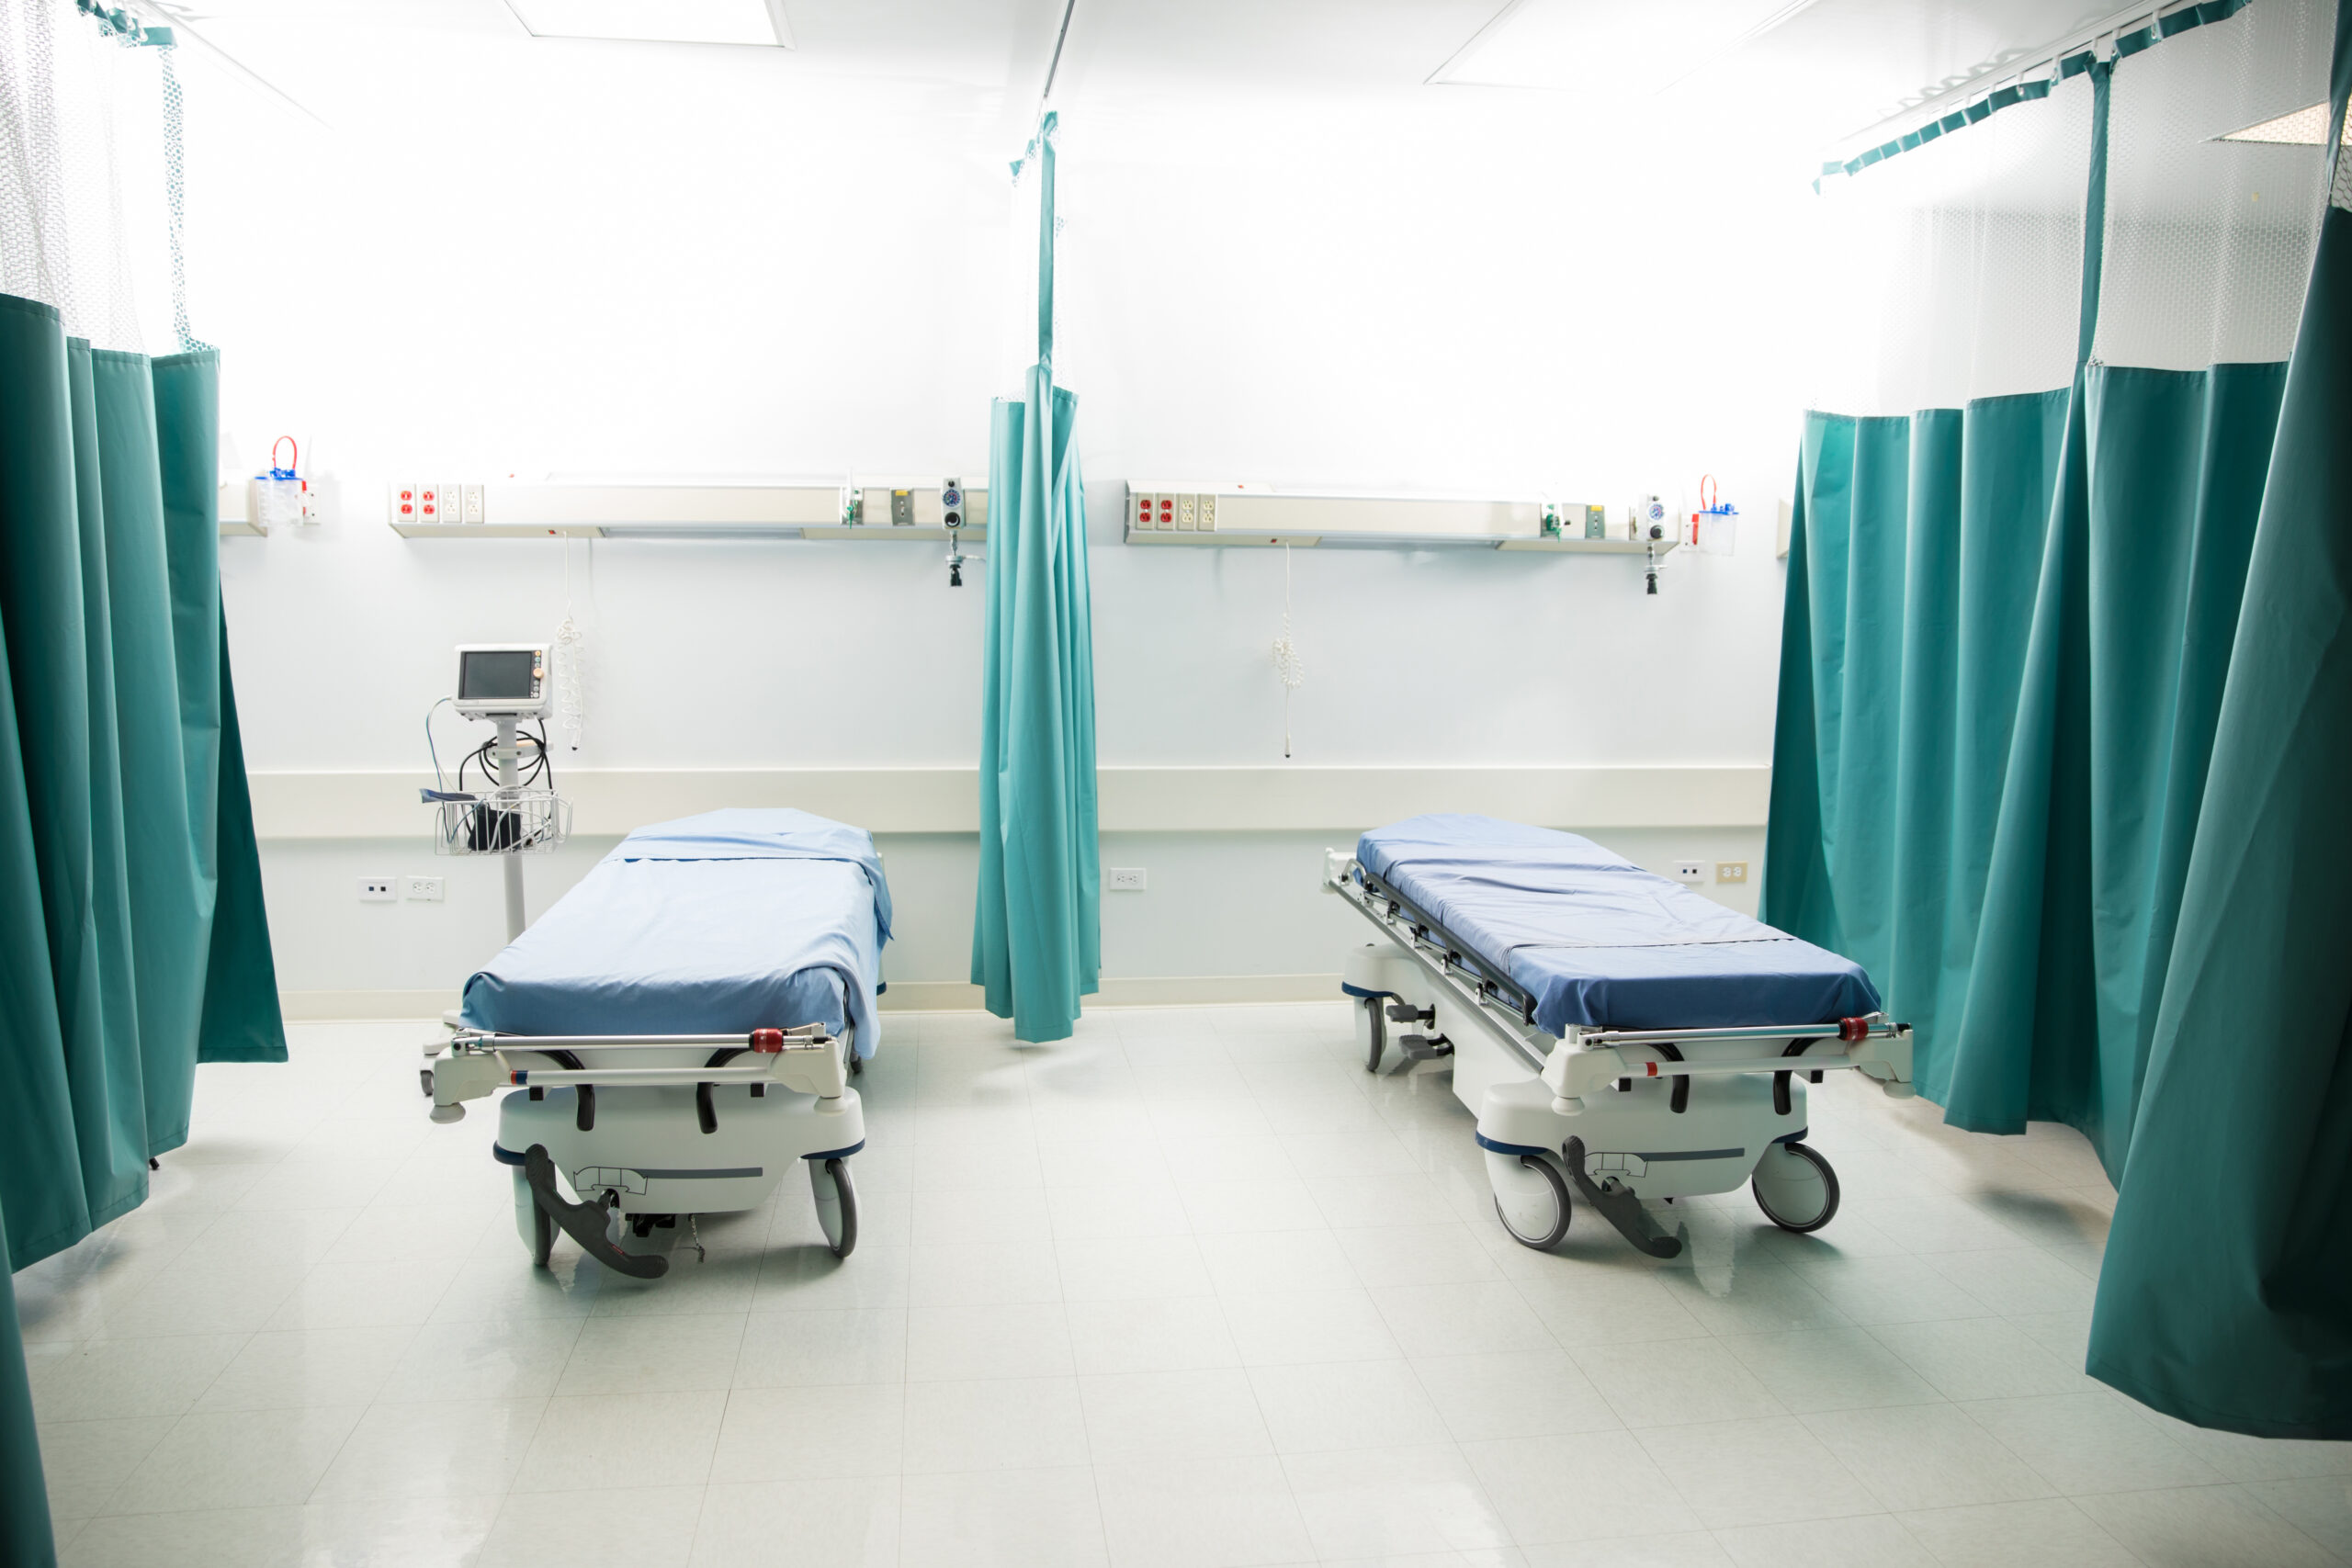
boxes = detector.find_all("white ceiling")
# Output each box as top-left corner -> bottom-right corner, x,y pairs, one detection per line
140,0 -> 2206,153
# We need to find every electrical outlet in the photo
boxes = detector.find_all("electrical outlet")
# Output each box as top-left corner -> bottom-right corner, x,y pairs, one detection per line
462,483 -> 485,523
404,875 -> 446,902
1716,861 -> 1749,885
358,875 -> 396,902
391,482 -> 418,525
1672,860 -> 1705,885
1107,867 -> 1148,891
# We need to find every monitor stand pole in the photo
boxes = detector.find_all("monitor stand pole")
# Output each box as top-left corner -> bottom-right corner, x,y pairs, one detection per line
496,716 -> 526,943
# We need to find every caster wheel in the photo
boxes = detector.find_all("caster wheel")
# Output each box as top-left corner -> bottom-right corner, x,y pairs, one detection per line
1752,1141 -> 1840,1233
420,1067 -> 434,1098
1491,1154 -> 1572,1250
1363,998 -> 1386,1073
810,1156 -> 859,1259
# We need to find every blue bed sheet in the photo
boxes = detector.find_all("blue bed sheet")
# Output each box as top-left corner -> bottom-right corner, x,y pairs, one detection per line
461,808 -> 891,1057
1357,814 -> 1880,1034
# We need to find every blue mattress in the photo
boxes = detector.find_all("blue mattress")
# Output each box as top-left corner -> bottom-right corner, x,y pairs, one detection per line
1356,814 -> 1880,1035
461,808 -> 892,1057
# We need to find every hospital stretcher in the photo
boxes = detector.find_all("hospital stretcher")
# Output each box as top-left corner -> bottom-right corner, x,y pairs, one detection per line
1328,815 -> 1912,1258
424,808 -> 888,1278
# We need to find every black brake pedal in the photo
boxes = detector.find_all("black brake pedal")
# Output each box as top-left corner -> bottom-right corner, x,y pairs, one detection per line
522,1145 -> 666,1280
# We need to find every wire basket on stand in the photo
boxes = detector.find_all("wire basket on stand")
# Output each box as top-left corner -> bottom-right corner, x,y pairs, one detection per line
429,788 -> 571,857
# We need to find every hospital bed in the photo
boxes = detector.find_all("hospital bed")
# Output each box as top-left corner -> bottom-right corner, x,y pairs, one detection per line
424,808 -> 889,1278
1327,815 -> 1911,1258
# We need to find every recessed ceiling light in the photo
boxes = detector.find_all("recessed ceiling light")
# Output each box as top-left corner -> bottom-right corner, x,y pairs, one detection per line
504,0 -> 793,49
1430,0 -> 1814,92
2220,102 -> 2349,145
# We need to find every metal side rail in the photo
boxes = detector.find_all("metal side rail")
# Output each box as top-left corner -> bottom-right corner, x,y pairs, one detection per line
425,1023 -> 850,1125
1326,858 -> 1555,1075
1325,852 -> 1914,1102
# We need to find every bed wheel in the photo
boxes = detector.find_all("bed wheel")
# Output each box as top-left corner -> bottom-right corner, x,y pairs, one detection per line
1752,1141 -> 1840,1234
810,1156 -> 859,1259
1490,1154 -> 1572,1250
1363,998 -> 1386,1073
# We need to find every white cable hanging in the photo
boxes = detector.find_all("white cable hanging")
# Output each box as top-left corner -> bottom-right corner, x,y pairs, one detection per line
1271,541 -> 1306,759
552,536 -> 587,751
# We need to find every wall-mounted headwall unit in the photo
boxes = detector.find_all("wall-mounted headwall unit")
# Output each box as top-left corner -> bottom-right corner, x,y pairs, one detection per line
1123,482 -> 1676,554
385,480 -> 987,540
219,481 -> 261,537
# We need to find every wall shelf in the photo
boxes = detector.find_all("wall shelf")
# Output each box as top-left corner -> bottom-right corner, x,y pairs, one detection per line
384,480 -> 987,540
390,521 -> 989,542
1121,481 -> 1679,555
219,480 -> 262,536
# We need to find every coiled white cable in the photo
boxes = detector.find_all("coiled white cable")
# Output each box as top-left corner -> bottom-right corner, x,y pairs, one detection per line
1271,542 -> 1306,759
552,538 -> 588,750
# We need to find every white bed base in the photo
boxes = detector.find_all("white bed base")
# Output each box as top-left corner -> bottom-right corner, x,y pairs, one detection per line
1325,852 -> 1913,1258
424,1022 -> 865,1277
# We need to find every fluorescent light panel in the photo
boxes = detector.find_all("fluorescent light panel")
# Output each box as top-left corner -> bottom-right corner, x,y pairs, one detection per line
1430,0 -> 1801,91
505,0 -> 793,48
2221,102 -> 2349,145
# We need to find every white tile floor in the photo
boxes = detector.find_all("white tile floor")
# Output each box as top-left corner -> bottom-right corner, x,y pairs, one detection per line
17,1003 -> 2352,1567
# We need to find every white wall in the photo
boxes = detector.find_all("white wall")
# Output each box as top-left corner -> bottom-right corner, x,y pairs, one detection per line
183,24 -> 1816,1003
263,824 -> 1766,1014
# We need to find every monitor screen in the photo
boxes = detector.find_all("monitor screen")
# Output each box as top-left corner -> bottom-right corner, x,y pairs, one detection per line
460,649 -> 538,701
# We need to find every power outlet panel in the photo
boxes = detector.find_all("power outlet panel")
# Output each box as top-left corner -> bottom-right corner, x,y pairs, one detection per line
391,480 -> 489,525
1715,861 -> 1749,885
1131,491 -> 1218,534
404,875 -> 446,902
1107,867 -> 1148,891
1671,860 -> 1706,885
358,875 -> 396,902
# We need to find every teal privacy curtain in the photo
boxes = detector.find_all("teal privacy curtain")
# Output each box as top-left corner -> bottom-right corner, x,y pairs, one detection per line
0,293 -> 286,1275
972,111 -> 1102,1043
0,1201 -> 52,1568
1768,0 -> 2347,1435
2088,0 -> 2352,1438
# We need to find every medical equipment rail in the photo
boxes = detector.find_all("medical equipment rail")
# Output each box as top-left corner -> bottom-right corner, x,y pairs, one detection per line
1324,851 -> 1913,1258
424,1021 -> 862,1277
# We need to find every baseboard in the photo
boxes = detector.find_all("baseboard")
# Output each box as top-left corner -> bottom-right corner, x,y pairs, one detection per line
876,974 -> 1342,1010
279,973 -> 1346,1022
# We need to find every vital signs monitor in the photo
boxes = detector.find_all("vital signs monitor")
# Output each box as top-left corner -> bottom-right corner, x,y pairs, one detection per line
454,644 -> 551,719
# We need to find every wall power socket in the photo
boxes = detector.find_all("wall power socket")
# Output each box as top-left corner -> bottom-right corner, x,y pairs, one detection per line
1107,867 -> 1148,891
404,875 -> 446,902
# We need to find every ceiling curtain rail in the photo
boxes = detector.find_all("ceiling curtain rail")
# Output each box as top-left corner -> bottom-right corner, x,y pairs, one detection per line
1815,0 -> 2252,189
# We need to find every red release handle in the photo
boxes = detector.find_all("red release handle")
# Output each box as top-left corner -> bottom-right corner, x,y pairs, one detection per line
1838,1017 -> 1870,1043
750,1028 -> 785,1054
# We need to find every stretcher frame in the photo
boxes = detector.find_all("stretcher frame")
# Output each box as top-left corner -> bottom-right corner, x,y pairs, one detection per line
1325,851 -> 1914,1256
424,1021 -> 865,1278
